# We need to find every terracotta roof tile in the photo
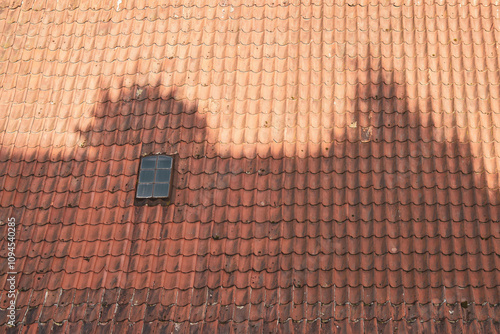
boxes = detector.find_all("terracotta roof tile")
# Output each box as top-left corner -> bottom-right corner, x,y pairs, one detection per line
1,0 -> 500,332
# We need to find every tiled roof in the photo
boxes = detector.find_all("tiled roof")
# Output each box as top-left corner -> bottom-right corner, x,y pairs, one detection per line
1,0 -> 499,332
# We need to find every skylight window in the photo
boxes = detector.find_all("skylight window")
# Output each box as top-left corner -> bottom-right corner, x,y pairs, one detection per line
136,155 -> 173,199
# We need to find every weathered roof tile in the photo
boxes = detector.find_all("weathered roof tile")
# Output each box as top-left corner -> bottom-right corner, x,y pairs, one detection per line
1,0 -> 500,332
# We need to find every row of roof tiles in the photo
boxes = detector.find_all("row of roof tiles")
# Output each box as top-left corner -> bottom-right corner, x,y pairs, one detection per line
1,0 -> 500,332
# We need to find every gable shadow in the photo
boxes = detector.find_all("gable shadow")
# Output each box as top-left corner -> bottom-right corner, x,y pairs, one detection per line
0,54 -> 498,328
71,63 -> 500,311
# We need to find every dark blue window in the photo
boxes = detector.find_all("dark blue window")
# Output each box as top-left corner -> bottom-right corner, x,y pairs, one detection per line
136,155 -> 173,199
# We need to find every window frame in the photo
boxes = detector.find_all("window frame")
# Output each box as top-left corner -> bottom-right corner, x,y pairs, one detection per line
135,154 -> 174,205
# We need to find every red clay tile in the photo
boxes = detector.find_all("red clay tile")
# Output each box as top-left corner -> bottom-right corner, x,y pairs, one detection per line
0,1 -> 499,332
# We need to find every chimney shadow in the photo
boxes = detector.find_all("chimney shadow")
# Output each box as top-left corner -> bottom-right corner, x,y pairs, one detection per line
76,84 -> 208,208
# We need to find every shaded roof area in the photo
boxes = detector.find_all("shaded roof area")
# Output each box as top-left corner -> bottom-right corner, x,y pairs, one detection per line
0,0 -> 499,332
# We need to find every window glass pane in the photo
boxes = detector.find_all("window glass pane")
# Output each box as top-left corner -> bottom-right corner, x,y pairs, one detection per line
141,156 -> 157,169
157,156 -> 172,169
153,183 -> 170,197
139,170 -> 155,183
155,169 -> 171,183
136,183 -> 153,198
137,155 -> 173,200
